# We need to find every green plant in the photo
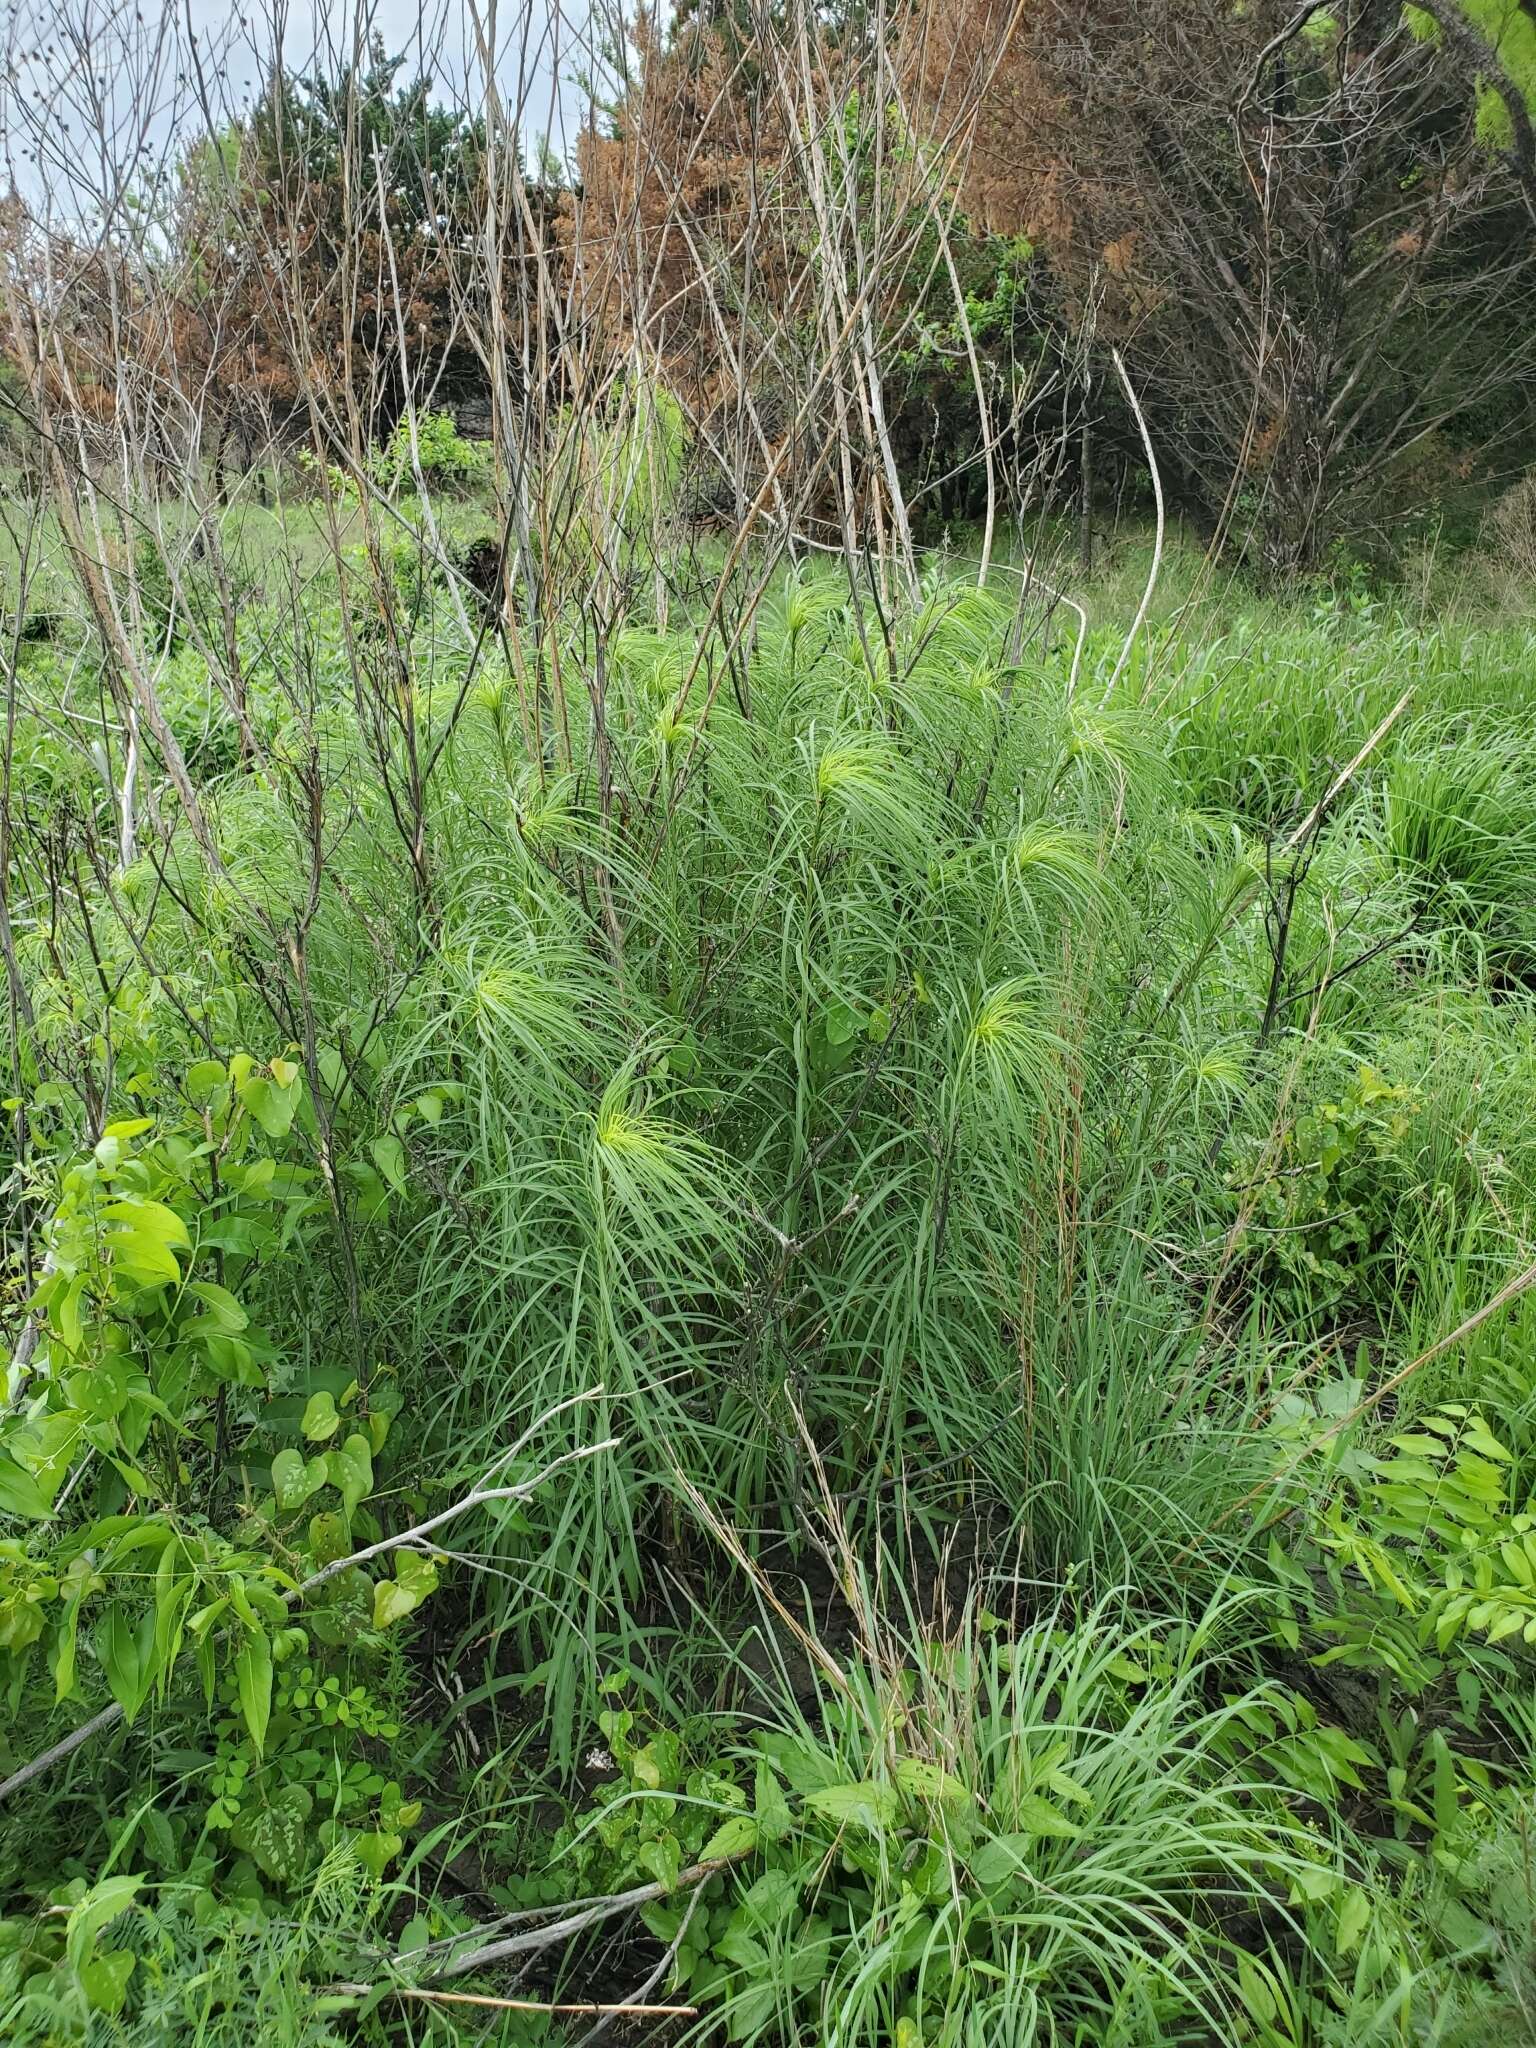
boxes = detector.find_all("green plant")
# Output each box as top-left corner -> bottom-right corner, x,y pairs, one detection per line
0,1055 -> 435,1773
203,1647 -> 419,1888
1226,1066 -> 1422,1320
371,411 -> 490,495
1303,1404 -> 1536,1681
9,495 -> 1536,2044
653,1591 -> 1372,2047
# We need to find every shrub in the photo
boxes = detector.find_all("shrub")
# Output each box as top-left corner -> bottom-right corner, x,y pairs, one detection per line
372,410 -> 490,495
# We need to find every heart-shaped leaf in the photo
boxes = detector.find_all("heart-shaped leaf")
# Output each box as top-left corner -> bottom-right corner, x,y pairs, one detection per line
372,1550 -> 437,1629
327,1433 -> 374,1517
301,1391 -> 340,1442
700,1814 -> 759,1862
271,1448 -> 326,1513
228,1783 -> 312,1883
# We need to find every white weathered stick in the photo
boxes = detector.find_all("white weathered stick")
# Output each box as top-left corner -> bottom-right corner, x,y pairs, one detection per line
296,1437 -> 618,1598
324,1984 -> 697,2018
428,1850 -> 748,1981
1101,346 -> 1164,704
1281,690 -> 1412,853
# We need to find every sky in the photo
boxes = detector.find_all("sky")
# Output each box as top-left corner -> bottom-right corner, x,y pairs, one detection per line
1,0 -> 606,219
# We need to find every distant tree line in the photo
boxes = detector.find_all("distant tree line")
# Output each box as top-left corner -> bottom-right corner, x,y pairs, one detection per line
3,3 -> 1535,574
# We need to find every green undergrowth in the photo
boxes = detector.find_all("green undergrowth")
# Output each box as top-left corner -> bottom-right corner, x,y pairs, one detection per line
4,537 -> 1536,2042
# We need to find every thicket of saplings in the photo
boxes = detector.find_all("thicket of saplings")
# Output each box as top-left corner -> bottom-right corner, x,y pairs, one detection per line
5,423 -> 1536,2046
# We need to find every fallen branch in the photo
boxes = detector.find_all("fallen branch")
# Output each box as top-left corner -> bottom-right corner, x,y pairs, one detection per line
297,1434 -> 618,1598
575,1881 -> 707,2048
0,1703 -> 124,1808
326,1984 -> 696,2018
1280,691 -> 1412,855
426,1850 -> 748,1982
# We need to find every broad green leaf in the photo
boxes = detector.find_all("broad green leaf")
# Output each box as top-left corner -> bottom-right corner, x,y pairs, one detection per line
102,1198 -> 190,1250
1012,1796 -> 1082,1838
240,1075 -> 299,1139
738,1869 -> 797,1930
1104,1652 -> 1148,1683
235,1625 -> 273,1755
68,1357 -> 130,1420
152,1542 -> 192,1690
371,1548 -> 437,1630
715,1924 -> 767,1969
228,1782 -> 312,1882
1045,1767 -> 1094,1807
804,1780 -> 899,1834
52,1275 -> 86,1353
823,1000 -> 862,1047
1336,1886 -> 1371,1956
971,1835 -> 1032,1890
12,1412 -> 83,1499
637,1833 -> 682,1889
302,1391 -> 341,1442
271,1448 -> 327,1513
65,1874 -> 143,1971
138,1808 -> 176,1869
307,1511 -> 350,1565
200,1335 -> 261,1386
104,1116 -> 153,1141
754,1758 -> 793,1843
80,1950 -> 137,2015
1431,1731 -> 1458,1837
185,1059 -> 228,1104
185,1281 -> 249,1332
371,1133 -> 408,1195
700,1815 -> 759,1862
0,1455 -> 51,1519
96,1602 -> 156,1722
328,1433 -> 374,1517
894,1757 -> 970,1807
100,1201 -> 185,1286
397,1916 -> 431,1956
354,1827 -> 404,1878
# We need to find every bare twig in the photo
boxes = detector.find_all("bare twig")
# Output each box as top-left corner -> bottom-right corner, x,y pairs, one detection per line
574,1881 -> 707,2048
1101,346 -> 1164,704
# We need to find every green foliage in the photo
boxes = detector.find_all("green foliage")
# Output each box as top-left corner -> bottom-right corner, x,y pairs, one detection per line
0,1051 -> 437,1836
204,1653 -> 417,1885
1226,1065 -> 1422,1318
457,1597 -> 1373,2047
1,1852 -> 377,2044
7,528 -> 1536,2040
372,410 -> 490,495
1303,1404 -> 1536,1679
